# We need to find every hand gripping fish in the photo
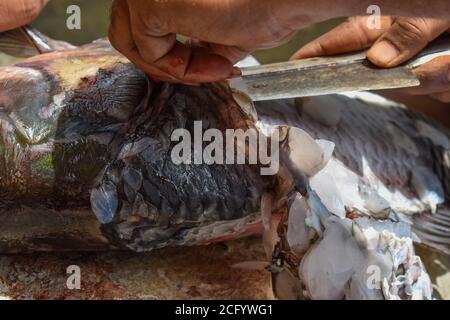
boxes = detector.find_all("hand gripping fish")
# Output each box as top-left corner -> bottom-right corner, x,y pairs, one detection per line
0,27 -> 449,300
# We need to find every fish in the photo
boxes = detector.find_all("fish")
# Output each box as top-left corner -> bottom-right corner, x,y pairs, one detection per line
0,32 -> 274,253
0,28 -> 449,300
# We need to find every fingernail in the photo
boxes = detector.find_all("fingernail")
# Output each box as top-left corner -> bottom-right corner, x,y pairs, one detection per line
368,40 -> 400,66
230,67 -> 242,78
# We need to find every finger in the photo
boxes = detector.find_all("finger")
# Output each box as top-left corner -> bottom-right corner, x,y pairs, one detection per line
108,0 -> 177,82
431,91 -> 450,103
151,41 -> 237,83
291,16 -> 391,60
184,48 -> 242,82
127,2 -> 236,83
185,39 -> 208,48
126,2 -> 177,64
401,55 -> 450,95
367,17 -> 450,67
0,0 -> 48,31
187,40 -> 250,64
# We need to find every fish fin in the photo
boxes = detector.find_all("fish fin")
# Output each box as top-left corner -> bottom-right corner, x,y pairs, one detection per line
0,26 -> 74,57
413,207 -> 450,255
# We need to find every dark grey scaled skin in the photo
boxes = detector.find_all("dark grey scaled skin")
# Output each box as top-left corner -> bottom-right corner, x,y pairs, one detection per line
0,44 -> 273,252
96,82 -> 272,251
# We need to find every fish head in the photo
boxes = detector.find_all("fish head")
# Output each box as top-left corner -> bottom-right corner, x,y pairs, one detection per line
0,48 -> 147,201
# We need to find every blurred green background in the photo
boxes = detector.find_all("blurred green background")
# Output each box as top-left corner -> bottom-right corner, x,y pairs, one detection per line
31,0 -> 343,64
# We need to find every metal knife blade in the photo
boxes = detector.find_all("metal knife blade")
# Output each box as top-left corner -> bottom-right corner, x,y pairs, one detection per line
228,38 -> 450,101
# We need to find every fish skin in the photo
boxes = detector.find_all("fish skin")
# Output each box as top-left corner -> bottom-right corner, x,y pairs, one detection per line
98,81 -> 275,251
0,43 -> 277,252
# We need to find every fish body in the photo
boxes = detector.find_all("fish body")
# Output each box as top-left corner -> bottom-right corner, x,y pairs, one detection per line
0,33 -> 449,299
0,42 -> 276,252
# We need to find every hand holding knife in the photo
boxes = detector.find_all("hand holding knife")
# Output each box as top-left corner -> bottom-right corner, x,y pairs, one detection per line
228,36 -> 450,101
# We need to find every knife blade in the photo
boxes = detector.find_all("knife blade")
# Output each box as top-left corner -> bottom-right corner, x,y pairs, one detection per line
228,37 -> 450,101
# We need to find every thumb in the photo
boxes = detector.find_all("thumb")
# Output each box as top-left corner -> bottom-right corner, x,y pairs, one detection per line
367,17 -> 450,68
185,39 -> 250,65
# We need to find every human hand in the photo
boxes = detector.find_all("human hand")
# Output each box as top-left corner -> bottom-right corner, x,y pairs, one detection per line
0,0 -> 48,32
108,0 -> 332,83
293,16 -> 450,103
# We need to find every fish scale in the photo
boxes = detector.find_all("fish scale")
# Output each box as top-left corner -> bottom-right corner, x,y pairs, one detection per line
87,80 -> 271,250
255,94 -> 450,258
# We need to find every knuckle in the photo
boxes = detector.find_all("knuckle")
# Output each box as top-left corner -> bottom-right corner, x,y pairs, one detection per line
347,18 -> 376,48
394,18 -> 429,42
313,41 -> 327,56
141,14 -> 168,37
353,25 -> 372,48
129,1 -> 168,37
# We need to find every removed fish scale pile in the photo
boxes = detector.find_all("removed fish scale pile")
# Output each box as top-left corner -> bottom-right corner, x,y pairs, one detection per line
281,187 -> 431,299
252,92 -> 450,299
257,94 -> 448,212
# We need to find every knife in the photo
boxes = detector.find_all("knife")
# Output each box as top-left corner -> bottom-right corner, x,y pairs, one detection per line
228,37 -> 450,101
